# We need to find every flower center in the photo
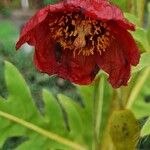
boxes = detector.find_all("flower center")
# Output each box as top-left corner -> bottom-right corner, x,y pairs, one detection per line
49,12 -> 111,57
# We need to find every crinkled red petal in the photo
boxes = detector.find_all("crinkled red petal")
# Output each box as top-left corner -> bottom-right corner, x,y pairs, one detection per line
65,0 -> 135,30
109,21 -> 140,66
16,0 -> 135,50
35,41 -> 99,84
95,23 -> 140,88
33,21 -> 58,75
96,47 -> 131,88
31,16 -> 99,84
16,2 -> 65,49
57,52 -> 99,85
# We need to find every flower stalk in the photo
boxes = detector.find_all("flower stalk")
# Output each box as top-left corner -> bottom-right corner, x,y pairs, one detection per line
92,75 -> 105,150
95,75 -> 105,140
0,111 -> 87,150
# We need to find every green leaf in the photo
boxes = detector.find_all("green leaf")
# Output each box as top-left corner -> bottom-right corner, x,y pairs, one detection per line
43,0 -> 60,5
0,61 -> 86,150
98,76 -> 112,143
124,13 -> 140,26
147,2 -> 150,45
131,68 -> 150,119
77,85 -> 94,149
132,27 -> 150,52
1,136 -> 28,150
125,13 -> 150,52
42,89 -> 66,135
57,94 -> 83,143
111,0 -> 128,11
4,61 -> 40,120
141,117 -> 150,137
133,52 -> 150,73
76,77 -> 112,148
148,27 -> 150,47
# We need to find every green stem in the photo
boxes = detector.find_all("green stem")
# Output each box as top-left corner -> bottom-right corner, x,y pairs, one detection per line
92,80 -> 99,150
100,91 -> 117,150
126,67 -> 150,109
92,75 -> 105,150
0,111 -> 86,150
95,75 -> 104,141
116,89 -> 124,109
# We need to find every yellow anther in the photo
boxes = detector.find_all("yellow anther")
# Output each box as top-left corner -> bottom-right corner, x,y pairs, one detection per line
58,16 -> 64,23
73,30 -> 78,36
70,31 -> 74,36
72,20 -> 75,25
90,49 -> 94,55
65,26 -> 69,32
50,12 -> 111,57
94,30 -> 99,34
103,23 -> 107,28
106,32 -> 110,36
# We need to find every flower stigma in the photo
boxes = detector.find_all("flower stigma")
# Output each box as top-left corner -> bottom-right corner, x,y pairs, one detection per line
49,12 -> 111,57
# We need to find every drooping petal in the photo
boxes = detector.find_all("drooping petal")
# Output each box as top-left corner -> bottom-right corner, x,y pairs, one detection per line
57,50 -> 99,85
32,19 -> 99,84
109,21 -> 140,66
33,20 -> 58,75
96,44 -> 130,88
16,2 -> 65,49
35,43 -> 99,84
65,0 -> 135,30
95,23 -> 140,88
16,0 -> 135,50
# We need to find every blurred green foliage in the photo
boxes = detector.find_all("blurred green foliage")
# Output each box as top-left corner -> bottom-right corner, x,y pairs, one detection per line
111,0 -> 128,11
43,0 -> 60,5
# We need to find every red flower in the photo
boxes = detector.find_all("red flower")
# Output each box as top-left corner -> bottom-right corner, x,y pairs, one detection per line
16,0 -> 140,88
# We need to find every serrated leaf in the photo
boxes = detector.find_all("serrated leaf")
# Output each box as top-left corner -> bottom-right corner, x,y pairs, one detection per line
141,117 -> 150,137
4,61 -> 40,120
42,89 -> 66,134
77,85 -> 95,117
76,85 -> 94,149
57,94 -> 83,143
0,61 -> 85,150
1,136 -> 28,150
